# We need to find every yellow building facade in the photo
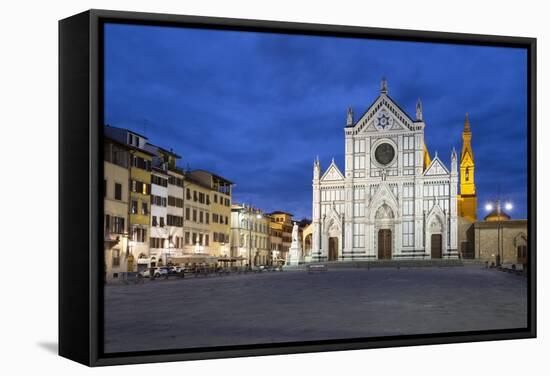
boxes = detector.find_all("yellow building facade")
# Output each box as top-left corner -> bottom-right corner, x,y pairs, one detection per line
268,212 -> 293,264
103,138 -> 130,281
182,176 -> 211,255
457,113 -> 477,223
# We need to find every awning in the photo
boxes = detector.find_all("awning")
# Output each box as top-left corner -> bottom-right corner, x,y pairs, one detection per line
170,254 -> 219,264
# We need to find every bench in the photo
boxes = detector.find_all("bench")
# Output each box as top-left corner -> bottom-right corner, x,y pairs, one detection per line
307,264 -> 328,273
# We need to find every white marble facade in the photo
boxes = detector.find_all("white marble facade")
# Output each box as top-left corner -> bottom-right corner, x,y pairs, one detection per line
311,79 -> 458,261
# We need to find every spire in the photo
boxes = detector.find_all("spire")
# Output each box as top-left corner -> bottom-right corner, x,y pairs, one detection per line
423,142 -> 431,171
451,147 -> 458,173
346,106 -> 354,127
464,112 -> 471,133
313,156 -> 320,180
380,77 -> 388,94
416,98 -> 423,121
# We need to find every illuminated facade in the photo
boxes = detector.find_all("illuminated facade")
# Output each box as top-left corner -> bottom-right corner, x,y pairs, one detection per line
457,113 -> 478,222
103,137 -> 130,281
231,204 -> 270,266
105,126 -> 154,272
268,212 -> 293,264
312,79 -> 459,261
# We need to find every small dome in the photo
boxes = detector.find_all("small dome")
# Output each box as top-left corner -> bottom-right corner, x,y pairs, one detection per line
484,210 -> 511,222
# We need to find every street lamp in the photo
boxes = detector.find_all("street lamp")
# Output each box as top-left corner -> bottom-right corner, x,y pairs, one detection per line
485,198 -> 513,267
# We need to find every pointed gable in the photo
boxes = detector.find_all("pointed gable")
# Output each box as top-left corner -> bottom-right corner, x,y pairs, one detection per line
320,160 -> 345,182
424,155 -> 450,176
351,94 -> 415,134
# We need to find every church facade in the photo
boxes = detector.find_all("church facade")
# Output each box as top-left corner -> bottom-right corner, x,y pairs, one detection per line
311,79 -> 459,261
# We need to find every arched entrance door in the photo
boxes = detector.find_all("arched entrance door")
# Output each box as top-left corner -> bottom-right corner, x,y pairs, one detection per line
431,234 -> 442,259
378,229 -> 392,259
328,237 -> 338,261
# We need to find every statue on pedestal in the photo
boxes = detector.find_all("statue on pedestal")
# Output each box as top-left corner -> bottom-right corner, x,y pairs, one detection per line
287,222 -> 302,266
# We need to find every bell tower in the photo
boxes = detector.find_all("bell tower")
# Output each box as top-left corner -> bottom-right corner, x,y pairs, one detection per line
458,113 -> 477,222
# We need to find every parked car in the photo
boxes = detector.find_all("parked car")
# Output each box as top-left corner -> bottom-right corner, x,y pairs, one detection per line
169,266 -> 183,274
139,267 -> 169,278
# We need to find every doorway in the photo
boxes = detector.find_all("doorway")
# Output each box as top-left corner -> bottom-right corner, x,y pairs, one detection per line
378,229 -> 392,260
431,234 -> 442,259
328,237 -> 338,261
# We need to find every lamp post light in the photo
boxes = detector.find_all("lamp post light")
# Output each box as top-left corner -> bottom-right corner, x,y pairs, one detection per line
485,199 -> 513,267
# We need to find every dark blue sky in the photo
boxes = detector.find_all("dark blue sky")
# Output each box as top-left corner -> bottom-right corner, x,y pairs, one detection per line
104,23 -> 528,220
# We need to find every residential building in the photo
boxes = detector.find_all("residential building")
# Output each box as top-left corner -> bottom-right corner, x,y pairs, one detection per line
231,204 -> 270,266
148,160 -> 169,266
105,125 -> 154,271
191,170 -> 233,257
103,136 -> 130,281
182,172 -> 212,254
268,211 -> 293,264
149,145 -> 185,263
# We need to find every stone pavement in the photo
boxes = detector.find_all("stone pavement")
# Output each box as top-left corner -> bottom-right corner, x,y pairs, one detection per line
104,266 -> 527,353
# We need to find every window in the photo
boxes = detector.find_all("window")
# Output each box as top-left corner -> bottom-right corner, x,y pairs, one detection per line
199,211 -> 204,223
168,196 -> 183,208
131,200 -> 138,214
112,216 -> 125,234
225,216 -> 228,225
132,155 -> 151,171
205,213 -> 209,224
192,233 -> 197,245
141,202 -> 149,215
152,216 -> 158,227
114,183 -> 122,200
225,198 -> 230,207
167,215 -> 183,227
213,213 -> 218,223
214,194 -> 218,203
206,195 -> 210,205
112,249 -> 120,267
132,227 -> 147,243
159,217 -> 164,227
199,233 -> 203,245
403,221 -> 414,247
105,214 -> 111,233
193,209 -> 197,222
186,188 -> 191,200
151,175 -> 168,187
205,234 -> 209,246
185,207 -> 190,220
193,191 -> 198,202
185,232 -> 190,245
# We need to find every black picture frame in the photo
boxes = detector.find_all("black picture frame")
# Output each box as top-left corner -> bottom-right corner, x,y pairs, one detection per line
59,8 -> 537,367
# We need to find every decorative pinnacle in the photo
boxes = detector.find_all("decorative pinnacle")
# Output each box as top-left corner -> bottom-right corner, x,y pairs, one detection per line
416,98 -> 423,121
346,106 -> 354,126
380,77 -> 388,94
464,112 -> 471,132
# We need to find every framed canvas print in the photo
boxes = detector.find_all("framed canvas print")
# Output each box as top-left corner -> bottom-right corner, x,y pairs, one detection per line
59,9 -> 536,366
